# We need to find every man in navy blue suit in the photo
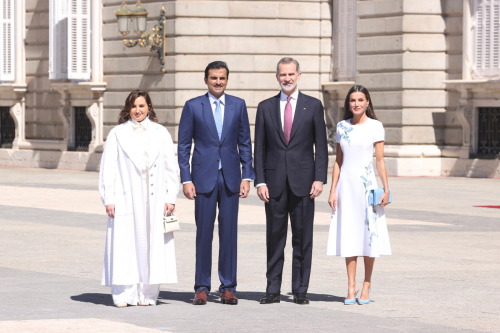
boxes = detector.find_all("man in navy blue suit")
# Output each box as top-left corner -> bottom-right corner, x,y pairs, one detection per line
178,61 -> 255,305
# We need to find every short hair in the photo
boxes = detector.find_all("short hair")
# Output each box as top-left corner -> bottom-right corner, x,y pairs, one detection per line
276,57 -> 300,74
118,89 -> 158,124
204,61 -> 229,79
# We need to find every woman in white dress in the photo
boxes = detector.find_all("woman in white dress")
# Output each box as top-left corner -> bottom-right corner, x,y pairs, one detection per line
327,85 -> 391,305
99,90 -> 179,307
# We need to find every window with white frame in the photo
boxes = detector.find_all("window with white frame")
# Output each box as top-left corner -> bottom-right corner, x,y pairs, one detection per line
0,0 -> 15,82
49,0 -> 90,80
471,0 -> 500,78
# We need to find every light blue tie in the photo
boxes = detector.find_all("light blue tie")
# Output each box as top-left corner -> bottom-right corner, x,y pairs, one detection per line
214,99 -> 223,169
214,99 -> 223,140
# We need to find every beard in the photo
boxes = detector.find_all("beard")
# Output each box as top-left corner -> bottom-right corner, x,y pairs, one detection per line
280,81 -> 297,93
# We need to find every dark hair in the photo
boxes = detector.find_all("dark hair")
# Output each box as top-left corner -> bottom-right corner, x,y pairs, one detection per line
276,57 -> 300,74
118,89 -> 158,124
204,61 -> 229,79
343,85 -> 377,120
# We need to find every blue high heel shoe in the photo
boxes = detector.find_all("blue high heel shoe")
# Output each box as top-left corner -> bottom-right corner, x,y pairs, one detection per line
344,290 -> 358,305
356,298 -> 371,305
357,289 -> 371,305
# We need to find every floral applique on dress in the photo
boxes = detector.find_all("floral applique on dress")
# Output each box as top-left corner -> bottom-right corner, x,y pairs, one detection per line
360,161 -> 377,247
338,122 -> 353,146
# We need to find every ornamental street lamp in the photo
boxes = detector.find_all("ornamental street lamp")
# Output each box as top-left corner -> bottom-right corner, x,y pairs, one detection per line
115,1 -> 167,72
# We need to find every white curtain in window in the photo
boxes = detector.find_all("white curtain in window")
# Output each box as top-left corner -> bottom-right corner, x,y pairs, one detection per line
0,0 -> 15,82
472,0 -> 500,78
49,0 -> 90,80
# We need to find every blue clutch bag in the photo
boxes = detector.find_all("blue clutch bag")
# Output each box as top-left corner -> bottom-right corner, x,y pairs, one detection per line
368,188 -> 392,206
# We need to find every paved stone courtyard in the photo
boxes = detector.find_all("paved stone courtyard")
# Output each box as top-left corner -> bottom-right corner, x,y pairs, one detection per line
0,166 -> 499,332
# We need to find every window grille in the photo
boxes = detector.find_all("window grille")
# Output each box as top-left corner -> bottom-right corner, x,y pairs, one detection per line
477,107 -> 500,158
0,107 -> 15,148
70,107 -> 91,151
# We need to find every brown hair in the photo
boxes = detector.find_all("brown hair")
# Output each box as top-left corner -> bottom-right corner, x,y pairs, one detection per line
343,85 -> 377,120
118,89 -> 158,124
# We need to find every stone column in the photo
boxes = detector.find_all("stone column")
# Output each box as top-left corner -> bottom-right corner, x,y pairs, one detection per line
321,82 -> 354,153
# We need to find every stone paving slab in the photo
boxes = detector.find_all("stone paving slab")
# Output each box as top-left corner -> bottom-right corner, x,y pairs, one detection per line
0,318 -> 169,333
0,166 -> 499,332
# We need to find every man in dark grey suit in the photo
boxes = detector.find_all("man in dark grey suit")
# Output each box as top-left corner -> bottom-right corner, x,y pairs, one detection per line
254,57 -> 328,305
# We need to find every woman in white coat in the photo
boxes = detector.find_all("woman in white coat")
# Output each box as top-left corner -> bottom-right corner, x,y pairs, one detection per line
99,90 -> 179,307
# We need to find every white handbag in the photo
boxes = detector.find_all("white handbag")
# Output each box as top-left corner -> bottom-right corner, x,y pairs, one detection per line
163,213 -> 180,233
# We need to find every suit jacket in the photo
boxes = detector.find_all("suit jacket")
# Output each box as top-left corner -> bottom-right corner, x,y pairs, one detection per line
178,93 -> 255,194
254,91 -> 328,198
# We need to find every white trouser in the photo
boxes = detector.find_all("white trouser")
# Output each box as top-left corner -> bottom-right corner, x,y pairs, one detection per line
111,283 -> 160,306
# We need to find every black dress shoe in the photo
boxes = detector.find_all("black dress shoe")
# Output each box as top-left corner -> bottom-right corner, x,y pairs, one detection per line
293,293 -> 310,305
259,293 -> 280,304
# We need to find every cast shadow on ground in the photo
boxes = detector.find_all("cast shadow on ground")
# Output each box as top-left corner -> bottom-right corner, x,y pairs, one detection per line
71,291 -> 343,306
71,293 -> 114,306
159,290 -> 343,304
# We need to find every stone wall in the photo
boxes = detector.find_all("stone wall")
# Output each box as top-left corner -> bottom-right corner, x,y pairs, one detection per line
25,0 -> 64,141
101,0 -> 332,143
2,0 -> 498,176
335,0 -> 458,176
442,0 -> 463,151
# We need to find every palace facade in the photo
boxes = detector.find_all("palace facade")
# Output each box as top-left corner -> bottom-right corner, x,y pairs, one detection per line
0,0 -> 499,176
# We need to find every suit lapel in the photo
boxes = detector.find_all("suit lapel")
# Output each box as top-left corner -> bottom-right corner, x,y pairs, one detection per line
289,92 -> 306,143
269,93 -> 286,145
220,97 -> 234,143
201,94 -> 220,142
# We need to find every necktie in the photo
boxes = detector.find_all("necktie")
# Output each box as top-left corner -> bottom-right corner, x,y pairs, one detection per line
214,99 -> 223,140
214,100 -> 223,169
284,96 -> 292,144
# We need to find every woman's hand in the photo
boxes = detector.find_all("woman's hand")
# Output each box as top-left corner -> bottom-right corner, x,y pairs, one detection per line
379,191 -> 390,207
328,191 -> 337,211
105,204 -> 115,218
164,203 -> 175,215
